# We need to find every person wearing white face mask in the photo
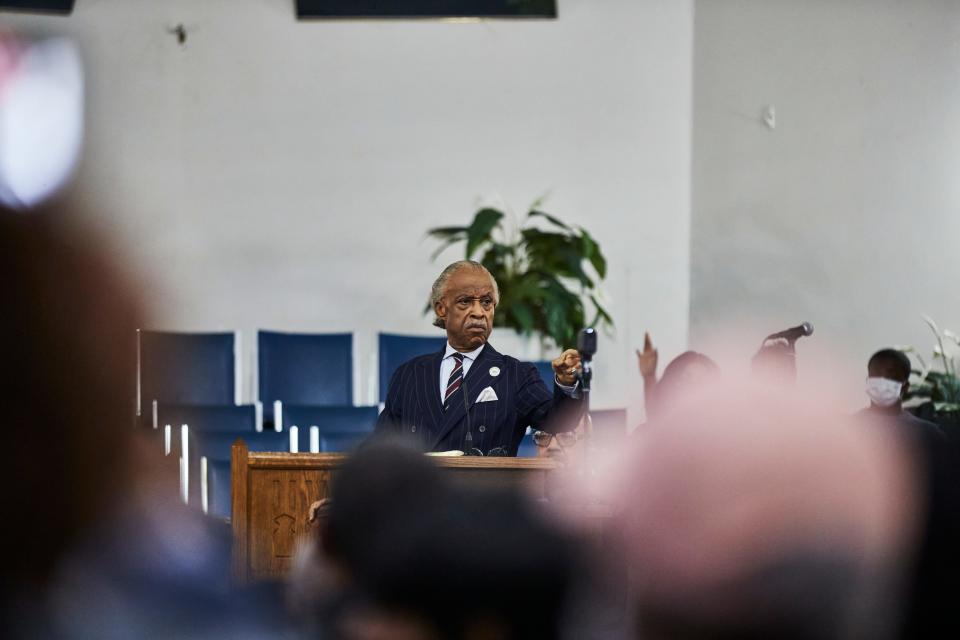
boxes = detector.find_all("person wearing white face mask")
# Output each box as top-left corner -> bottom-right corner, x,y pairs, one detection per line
858,348 -> 944,441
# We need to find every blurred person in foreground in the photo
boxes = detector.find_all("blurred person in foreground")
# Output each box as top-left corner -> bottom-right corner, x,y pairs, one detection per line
605,377 -> 923,639
376,260 -> 583,455
0,202 -> 284,639
290,440 -> 582,640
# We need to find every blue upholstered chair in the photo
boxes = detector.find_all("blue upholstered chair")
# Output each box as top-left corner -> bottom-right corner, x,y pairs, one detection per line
203,458 -> 232,520
154,402 -> 262,433
516,430 -> 538,457
318,429 -> 371,453
588,408 -> 628,449
589,408 -> 627,435
137,330 -> 239,416
283,405 -> 378,452
378,333 -> 447,402
257,331 -> 353,421
182,428 -> 290,509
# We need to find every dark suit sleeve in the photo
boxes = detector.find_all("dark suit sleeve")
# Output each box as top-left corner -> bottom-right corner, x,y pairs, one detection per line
515,362 -> 582,434
375,365 -> 405,434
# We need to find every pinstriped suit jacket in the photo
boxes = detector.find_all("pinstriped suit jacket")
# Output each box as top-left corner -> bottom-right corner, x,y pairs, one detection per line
375,342 -> 582,455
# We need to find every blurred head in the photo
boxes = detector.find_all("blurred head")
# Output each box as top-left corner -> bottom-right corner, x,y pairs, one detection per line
324,441 -> 578,640
0,201 -> 141,592
866,349 -> 912,409
868,349 -> 911,384
751,342 -> 797,385
431,261 -> 498,351
649,351 -> 719,418
613,379 -> 920,639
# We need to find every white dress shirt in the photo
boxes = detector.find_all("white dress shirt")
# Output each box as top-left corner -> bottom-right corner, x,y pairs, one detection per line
439,343 -> 485,400
439,342 -> 578,401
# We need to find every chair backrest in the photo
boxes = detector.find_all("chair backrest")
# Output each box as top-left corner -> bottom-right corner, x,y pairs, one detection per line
589,408 -> 628,449
182,428 -> 290,507
378,332 -> 446,402
589,408 -> 627,435
257,331 -> 353,417
203,458 -> 232,520
281,404 -> 378,432
313,429 -> 370,453
155,402 -> 262,433
138,330 -> 238,414
285,405 -> 378,452
193,430 -> 290,461
531,360 -> 555,389
516,431 -> 538,457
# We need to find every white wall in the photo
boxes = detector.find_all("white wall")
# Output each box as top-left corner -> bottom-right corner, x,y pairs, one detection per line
692,0 -> 960,399
5,0 -> 693,423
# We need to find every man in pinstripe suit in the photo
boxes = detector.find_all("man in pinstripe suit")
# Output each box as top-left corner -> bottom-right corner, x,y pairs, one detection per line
375,260 -> 583,455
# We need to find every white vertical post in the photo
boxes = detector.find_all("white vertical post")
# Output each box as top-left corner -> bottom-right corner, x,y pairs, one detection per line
234,331 -> 242,406
310,426 -> 320,453
164,424 -> 171,456
180,424 -> 189,504
368,348 -> 377,406
289,426 -> 299,453
200,456 -> 209,514
274,400 -> 283,432
254,401 -> 263,432
135,328 -> 142,416
352,332 -> 362,407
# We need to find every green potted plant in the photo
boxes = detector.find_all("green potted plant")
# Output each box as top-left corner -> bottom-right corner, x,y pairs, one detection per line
901,315 -> 960,438
426,201 -> 613,351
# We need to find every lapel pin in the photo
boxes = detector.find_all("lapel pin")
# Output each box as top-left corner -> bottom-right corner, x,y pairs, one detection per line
489,366 -> 500,377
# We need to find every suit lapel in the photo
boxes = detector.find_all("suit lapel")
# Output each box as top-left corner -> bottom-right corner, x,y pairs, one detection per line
417,348 -> 445,432
429,343 -> 505,450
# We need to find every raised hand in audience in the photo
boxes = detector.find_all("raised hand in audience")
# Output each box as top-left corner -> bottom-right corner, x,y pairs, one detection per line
636,331 -> 659,381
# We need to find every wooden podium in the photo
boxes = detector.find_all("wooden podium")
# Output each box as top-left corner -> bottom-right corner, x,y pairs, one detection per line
230,440 -> 560,583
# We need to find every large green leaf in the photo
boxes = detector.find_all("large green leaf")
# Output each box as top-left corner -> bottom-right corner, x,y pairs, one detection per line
427,203 -> 612,346
528,209 -> 571,230
426,225 -> 469,238
588,294 -> 614,328
430,234 -> 467,261
579,229 -> 607,278
466,208 -> 504,259
509,301 -> 536,334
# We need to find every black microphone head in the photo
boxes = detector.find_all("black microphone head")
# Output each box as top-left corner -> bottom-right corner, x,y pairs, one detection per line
800,322 -> 814,337
577,327 -> 597,358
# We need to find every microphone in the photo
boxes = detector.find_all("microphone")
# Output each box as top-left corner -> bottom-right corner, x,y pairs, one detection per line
577,327 -> 597,361
460,366 -> 478,456
764,322 -> 814,344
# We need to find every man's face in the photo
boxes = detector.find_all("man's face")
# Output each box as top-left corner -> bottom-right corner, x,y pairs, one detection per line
435,267 -> 495,351
868,361 -> 909,397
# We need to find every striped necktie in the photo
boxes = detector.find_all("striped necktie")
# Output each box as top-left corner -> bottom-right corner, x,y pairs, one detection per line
443,352 -> 465,411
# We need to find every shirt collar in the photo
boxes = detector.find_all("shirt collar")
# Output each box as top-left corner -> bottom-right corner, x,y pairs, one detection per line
445,342 -> 485,362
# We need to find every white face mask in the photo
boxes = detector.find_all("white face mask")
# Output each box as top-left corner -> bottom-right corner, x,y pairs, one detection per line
866,377 -> 902,407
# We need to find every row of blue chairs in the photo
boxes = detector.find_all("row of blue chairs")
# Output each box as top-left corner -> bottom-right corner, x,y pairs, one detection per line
137,330 -> 453,419
138,330 -> 559,420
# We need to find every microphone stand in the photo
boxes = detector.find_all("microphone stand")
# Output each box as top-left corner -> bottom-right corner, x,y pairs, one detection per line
575,331 -> 597,489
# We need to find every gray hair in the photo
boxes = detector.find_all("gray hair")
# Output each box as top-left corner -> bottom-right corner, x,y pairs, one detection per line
430,260 -> 500,329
